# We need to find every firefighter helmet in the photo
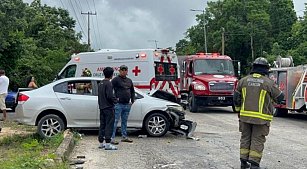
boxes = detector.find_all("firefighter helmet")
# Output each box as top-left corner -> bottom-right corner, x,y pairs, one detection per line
253,57 -> 269,67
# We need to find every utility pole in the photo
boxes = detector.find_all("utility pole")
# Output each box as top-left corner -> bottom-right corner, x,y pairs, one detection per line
221,27 -> 225,55
81,11 -> 97,49
148,40 -> 159,49
190,9 -> 207,53
250,34 -> 254,61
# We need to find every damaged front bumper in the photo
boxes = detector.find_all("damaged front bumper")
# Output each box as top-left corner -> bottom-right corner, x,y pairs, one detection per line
171,120 -> 197,138
167,108 -> 197,138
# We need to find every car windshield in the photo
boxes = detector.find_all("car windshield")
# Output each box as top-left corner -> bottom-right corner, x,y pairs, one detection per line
194,59 -> 234,75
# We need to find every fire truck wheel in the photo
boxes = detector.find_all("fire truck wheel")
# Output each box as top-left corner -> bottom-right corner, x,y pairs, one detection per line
188,91 -> 198,113
273,108 -> 288,117
144,113 -> 169,137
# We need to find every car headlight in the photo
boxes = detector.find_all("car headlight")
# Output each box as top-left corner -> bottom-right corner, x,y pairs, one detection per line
194,83 -> 206,90
167,105 -> 184,112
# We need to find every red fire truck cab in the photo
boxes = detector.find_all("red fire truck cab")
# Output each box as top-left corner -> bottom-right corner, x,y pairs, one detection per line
179,53 -> 239,112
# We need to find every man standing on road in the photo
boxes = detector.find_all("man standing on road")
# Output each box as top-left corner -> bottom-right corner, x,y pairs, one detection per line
98,67 -> 118,150
0,69 -> 9,122
111,65 -> 135,144
234,57 -> 284,169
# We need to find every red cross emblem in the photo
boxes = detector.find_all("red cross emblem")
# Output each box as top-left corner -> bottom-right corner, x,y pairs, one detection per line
132,66 -> 141,76
169,65 -> 175,75
157,64 -> 164,75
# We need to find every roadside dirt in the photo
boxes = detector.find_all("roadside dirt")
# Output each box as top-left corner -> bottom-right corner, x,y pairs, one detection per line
0,120 -> 36,140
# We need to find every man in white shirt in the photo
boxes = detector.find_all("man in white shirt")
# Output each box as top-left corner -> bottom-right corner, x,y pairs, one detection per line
0,69 -> 9,122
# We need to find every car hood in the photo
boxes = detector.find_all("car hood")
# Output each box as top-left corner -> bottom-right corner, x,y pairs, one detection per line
149,96 -> 179,106
194,74 -> 237,82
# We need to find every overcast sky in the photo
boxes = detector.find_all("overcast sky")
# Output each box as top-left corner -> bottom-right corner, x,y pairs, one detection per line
23,0 -> 306,51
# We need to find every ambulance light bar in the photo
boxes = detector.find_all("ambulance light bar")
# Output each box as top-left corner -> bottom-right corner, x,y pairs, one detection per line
161,49 -> 169,54
195,53 -> 220,57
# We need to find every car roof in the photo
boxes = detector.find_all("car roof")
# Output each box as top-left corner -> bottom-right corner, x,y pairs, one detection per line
56,77 -> 103,83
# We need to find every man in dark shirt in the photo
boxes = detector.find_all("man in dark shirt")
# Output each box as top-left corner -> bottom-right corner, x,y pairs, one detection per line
111,65 -> 135,144
98,67 -> 118,150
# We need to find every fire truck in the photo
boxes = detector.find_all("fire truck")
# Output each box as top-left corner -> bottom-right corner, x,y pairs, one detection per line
269,56 -> 307,117
179,53 -> 239,112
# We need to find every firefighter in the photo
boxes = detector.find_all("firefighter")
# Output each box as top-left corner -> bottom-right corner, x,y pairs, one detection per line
233,57 -> 284,169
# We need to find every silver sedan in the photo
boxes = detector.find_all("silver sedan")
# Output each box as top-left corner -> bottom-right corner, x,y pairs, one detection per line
15,77 -> 196,138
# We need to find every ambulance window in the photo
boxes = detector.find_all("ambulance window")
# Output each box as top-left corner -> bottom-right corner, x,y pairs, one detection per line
60,65 -> 76,79
154,62 -> 178,81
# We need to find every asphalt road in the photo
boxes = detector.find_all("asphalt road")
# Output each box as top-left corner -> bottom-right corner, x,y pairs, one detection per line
69,107 -> 307,169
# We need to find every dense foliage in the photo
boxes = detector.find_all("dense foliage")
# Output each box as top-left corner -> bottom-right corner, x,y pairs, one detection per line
176,0 -> 307,74
0,0 -> 89,90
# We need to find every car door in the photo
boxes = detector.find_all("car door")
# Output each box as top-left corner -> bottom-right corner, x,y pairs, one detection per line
127,91 -> 144,128
54,80 -> 98,127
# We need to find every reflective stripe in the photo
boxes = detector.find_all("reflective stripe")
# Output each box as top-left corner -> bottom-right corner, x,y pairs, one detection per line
240,86 -> 272,121
235,106 -> 241,112
252,73 -> 262,78
240,111 -> 273,121
249,150 -> 262,158
240,148 -> 250,155
259,90 -> 267,114
242,88 -> 246,110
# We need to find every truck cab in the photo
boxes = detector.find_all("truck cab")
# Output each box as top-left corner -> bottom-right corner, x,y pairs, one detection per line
180,53 -> 238,112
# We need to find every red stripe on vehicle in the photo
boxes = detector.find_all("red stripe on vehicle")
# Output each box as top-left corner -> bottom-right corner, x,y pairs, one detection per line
135,85 -> 150,89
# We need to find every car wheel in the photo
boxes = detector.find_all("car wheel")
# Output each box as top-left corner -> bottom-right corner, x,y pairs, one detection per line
37,114 -> 65,138
144,113 -> 169,137
188,91 -> 198,113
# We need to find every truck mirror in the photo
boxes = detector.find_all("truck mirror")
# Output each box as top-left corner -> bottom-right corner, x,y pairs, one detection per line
237,61 -> 241,77
232,60 -> 241,78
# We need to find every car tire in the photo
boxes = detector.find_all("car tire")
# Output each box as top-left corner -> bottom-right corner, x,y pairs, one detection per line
144,113 -> 169,137
188,91 -> 198,113
37,114 -> 65,138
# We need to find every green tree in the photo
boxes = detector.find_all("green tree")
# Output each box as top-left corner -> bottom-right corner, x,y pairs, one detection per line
0,0 -> 89,88
0,0 -> 27,73
268,0 -> 297,50
176,0 -> 304,74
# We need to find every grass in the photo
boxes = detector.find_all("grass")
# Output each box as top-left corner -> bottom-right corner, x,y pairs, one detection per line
0,122 -> 69,169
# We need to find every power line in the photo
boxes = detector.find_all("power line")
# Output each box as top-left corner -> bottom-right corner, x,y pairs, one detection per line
59,0 -> 65,8
91,16 -> 99,50
68,0 -> 88,40
81,11 -> 97,48
74,0 -> 88,36
92,0 -> 103,49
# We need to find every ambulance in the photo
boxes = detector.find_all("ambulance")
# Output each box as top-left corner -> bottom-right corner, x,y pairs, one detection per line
57,49 -> 180,96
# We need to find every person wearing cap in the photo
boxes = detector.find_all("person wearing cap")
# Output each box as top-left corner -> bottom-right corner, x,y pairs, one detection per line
0,69 -> 9,122
233,57 -> 284,169
111,65 -> 135,144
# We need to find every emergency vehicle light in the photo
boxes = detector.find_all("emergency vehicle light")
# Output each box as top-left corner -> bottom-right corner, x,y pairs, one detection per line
74,57 -> 80,62
140,53 -> 147,58
196,53 -> 205,55
212,53 -> 220,57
